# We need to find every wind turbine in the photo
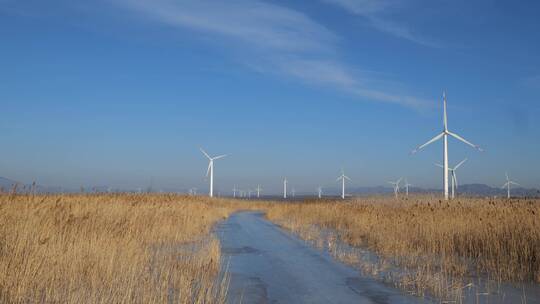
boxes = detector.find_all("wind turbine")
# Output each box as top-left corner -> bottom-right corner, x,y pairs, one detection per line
388,177 -> 402,199
336,169 -> 351,199
412,91 -> 482,200
256,185 -> 262,198
232,185 -> 237,198
317,186 -> 322,199
404,179 -> 412,197
502,172 -> 520,199
200,148 -> 227,198
435,158 -> 467,199
248,189 -> 252,199
283,178 -> 288,199
291,188 -> 296,198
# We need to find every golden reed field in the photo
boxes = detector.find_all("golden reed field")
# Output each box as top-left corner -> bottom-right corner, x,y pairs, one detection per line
264,196 -> 540,300
0,194 -> 247,304
1,193 -> 539,303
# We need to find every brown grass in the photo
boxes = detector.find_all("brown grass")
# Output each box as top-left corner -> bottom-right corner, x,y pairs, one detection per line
264,196 -> 540,300
0,193 -> 241,304
4,193 -> 538,303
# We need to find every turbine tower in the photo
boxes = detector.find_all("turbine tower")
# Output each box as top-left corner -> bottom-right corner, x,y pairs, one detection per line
435,158 -> 467,199
336,169 -> 351,199
317,186 -> 322,199
388,178 -> 402,199
502,172 -> 520,199
256,185 -> 262,198
232,185 -> 237,198
412,91 -> 482,200
200,148 -> 227,198
283,178 -> 287,199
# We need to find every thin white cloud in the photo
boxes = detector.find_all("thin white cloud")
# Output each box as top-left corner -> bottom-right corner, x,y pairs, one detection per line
320,0 -> 439,47
113,0 -> 431,108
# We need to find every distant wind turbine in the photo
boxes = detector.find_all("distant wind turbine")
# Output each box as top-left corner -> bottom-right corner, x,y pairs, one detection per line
336,169 -> 351,199
435,158 -> 467,199
404,179 -> 412,197
200,148 -> 227,198
502,172 -> 520,199
412,91 -> 482,200
232,185 -> 237,198
388,178 -> 402,199
256,185 -> 262,198
283,178 -> 287,199
291,188 -> 296,198
317,186 -> 322,199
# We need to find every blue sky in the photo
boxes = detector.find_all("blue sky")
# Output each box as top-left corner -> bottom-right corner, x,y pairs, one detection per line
1,0 -> 539,194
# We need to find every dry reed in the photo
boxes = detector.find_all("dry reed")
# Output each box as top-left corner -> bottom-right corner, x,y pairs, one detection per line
264,196 -> 540,300
0,194 -> 238,304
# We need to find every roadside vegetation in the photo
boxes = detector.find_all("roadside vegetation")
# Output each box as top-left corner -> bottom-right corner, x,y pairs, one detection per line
0,193 -> 242,304
264,196 -> 540,301
2,193 -> 539,303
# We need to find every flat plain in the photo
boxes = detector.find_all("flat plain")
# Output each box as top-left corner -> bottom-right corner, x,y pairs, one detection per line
1,193 -> 539,303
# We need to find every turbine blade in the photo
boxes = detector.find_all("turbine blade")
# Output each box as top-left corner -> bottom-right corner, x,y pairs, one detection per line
506,172 -> 509,181
344,175 -> 351,181
454,158 -> 468,170
213,154 -> 227,160
434,163 -> 444,168
447,132 -> 483,151
206,162 -> 211,176
453,172 -> 458,188
501,182 -> 509,189
200,148 -> 211,160
411,132 -> 444,154
510,181 -> 521,187
397,177 -> 403,184
443,91 -> 448,131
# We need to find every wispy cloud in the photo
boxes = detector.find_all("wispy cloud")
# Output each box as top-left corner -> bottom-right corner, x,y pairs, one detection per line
113,0 -> 431,108
320,0 -> 440,47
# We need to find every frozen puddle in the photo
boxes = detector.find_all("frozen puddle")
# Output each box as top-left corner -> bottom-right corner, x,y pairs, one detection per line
215,211 -> 425,304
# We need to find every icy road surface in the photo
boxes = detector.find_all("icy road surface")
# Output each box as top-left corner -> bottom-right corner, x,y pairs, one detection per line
216,211 -> 424,304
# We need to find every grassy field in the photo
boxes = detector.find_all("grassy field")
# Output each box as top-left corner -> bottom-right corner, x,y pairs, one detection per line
2,193 -> 539,303
264,196 -> 540,300
0,193 -> 244,304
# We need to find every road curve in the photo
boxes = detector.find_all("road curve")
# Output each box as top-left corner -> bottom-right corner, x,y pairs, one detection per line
216,211 -> 424,304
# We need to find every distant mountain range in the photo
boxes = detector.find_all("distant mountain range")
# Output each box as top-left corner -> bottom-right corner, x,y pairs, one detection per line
1,176 -> 538,197
339,184 -> 540,198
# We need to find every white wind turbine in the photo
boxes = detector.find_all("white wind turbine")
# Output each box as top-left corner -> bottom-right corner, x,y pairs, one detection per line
502,172 -> 520,199
256,185 -> 262,198
200,148 -> 227,198
435,158 -> 467,199
412,91 -> 482,200
388,177 -> 402,199
336,169 -> 351,199
283,178 -> 288,199
404,179 -> 412,197
317,186 -> 322,199
232,185 -> 237,198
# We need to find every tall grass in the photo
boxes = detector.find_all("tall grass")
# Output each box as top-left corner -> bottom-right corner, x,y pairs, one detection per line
264,196 -> 540,299
0,194 -> 235,303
